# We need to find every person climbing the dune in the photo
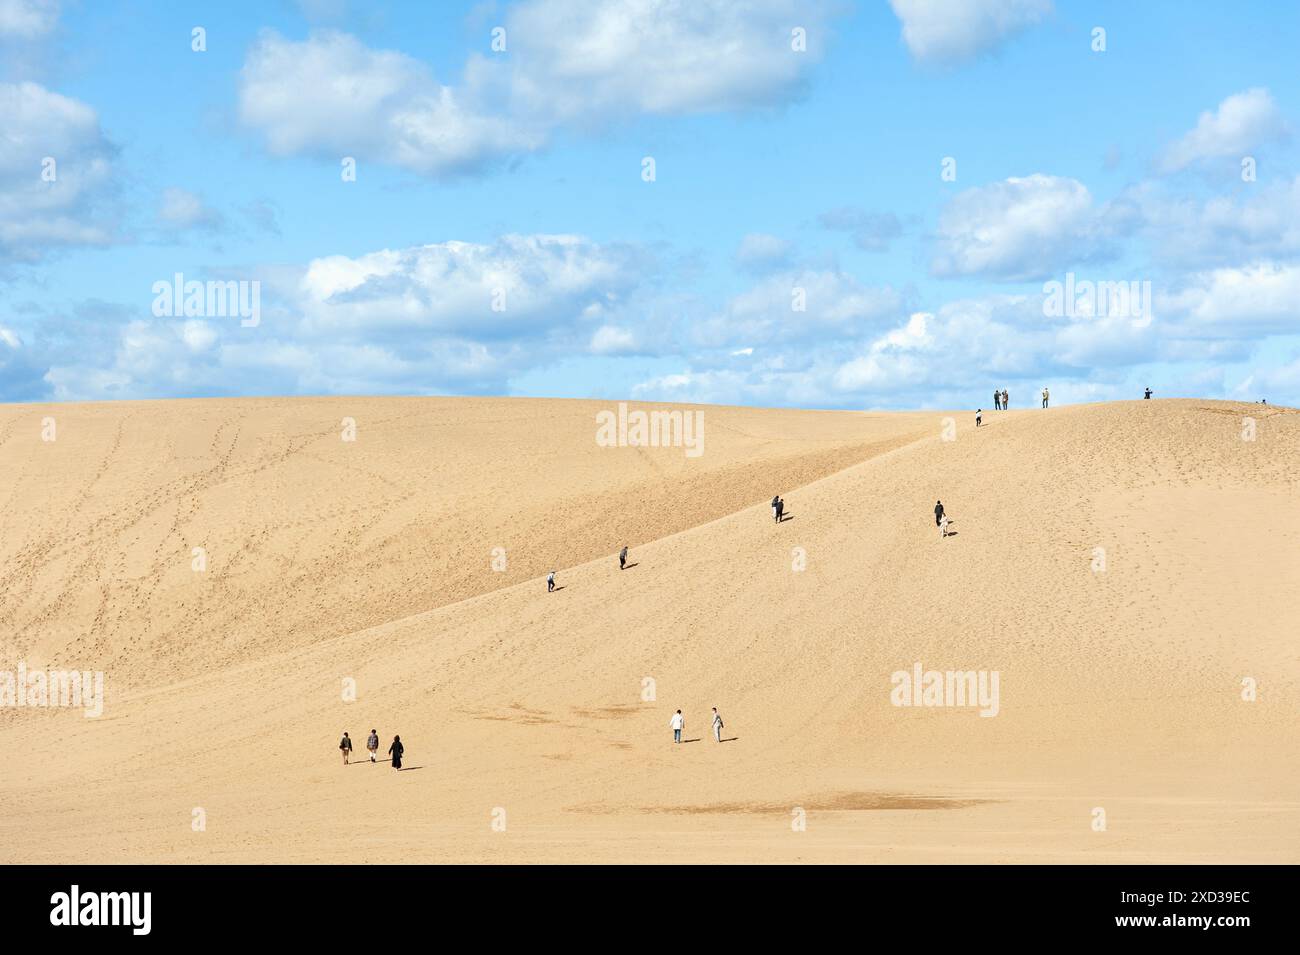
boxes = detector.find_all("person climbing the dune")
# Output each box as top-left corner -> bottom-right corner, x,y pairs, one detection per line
934,500 -> 945,527
712,707 -> 724,743
975,408 -> 983,428
339,731 -> 352,765
367,728 -> 379,763
670,709 -> 684,744
619,545 -> 628,570
771,495 -> 780,523
776,497 -> 785,522
388,735 -> 404,770
547,570 -> 556,593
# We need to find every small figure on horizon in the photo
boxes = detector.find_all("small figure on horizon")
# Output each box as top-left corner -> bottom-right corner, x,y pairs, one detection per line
670,709 -> 684,744
619,545 -> 628,570
1144,387 -> 1152,400
1002,389 -> 1009,410
712,707 -> 724,743
547,570 -> 556,593
975,408 -> 983,427
367,728 -> 379,763
339,731 -> 352,765
993,390 -> 1001,411
934,500 -> 945,527
388,735 -> 404,770
1042,387 -> 1050,409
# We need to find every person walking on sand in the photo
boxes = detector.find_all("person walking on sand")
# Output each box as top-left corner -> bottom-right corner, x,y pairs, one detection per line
771,495 -> 780,522
367,728 -> 379,763
1041,387 -> 1050,409
1002,389 -> 1009,410
712,707 -> 724,743
547,570 -> 555,593
934,500 -> 945,527
975,408 -> 983,428
776,497 -> 785,523
670,709 -> 684,744
619,545 -> 628,570
939,514 -> 951,539
993,389 -> 1001,411
388,735 -> 404,770
339,731 -> 353,765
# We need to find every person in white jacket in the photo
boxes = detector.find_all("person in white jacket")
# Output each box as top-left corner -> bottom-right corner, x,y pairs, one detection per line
669,709 -> 684,744
711,707 -> 724,743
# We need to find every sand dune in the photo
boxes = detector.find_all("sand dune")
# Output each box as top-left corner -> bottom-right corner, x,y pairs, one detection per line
1,397 -> 1297,863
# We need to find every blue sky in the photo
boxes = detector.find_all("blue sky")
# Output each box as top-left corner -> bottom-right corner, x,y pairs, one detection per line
3,0 -> 1300,408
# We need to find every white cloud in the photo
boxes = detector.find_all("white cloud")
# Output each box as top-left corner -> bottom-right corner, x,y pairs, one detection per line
931,174 -> 1121,281
0,0 -> 58,38
589,324 -> 639,354
0,81 -> 116,260
1161,88 -> 1287,172
495,0 -> 830,121
297,233 -> 641,338
158,187 -> 224,231
1161,263 -> 1300,334
240,2 -> 837,177
1135,175 -> 1300,268
239,30 -> 541,177
693,270 -> 904,348
734,233 -> 792,273
888,0 -> 1051,64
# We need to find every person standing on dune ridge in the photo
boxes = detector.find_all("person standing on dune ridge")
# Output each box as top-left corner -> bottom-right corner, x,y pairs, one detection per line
993,390 -> 1001,411
1002,389 -> 1009,410
1042,387 -> 1050,408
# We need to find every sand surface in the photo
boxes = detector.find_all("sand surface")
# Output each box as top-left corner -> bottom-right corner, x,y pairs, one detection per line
1,397 -> 1296,863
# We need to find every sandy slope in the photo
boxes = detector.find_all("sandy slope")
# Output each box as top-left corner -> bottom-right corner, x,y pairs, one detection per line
1,397 -> 1297,863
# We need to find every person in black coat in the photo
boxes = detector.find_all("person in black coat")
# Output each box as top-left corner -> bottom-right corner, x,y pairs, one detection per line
934,500 -> 944,527
388,735 -> 404,770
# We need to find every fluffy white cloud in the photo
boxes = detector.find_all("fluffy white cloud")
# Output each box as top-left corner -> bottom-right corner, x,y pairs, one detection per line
1134,175 -> 1300,268
0,0 -> 58,38
691,269 -> 905,348
240,2 -> 836,177
494,0 -> 829,121
0,81 -> 117,260
1161,263 -> 1300,334
931,174 -> 1123,281
297,233 -> 641,339
1161,88 -> 1287,173
239,30 -> 541,177
888,0 -> 1051,64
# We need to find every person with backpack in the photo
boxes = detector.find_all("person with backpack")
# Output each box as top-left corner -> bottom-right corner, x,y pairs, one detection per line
339,732 -> 353,765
